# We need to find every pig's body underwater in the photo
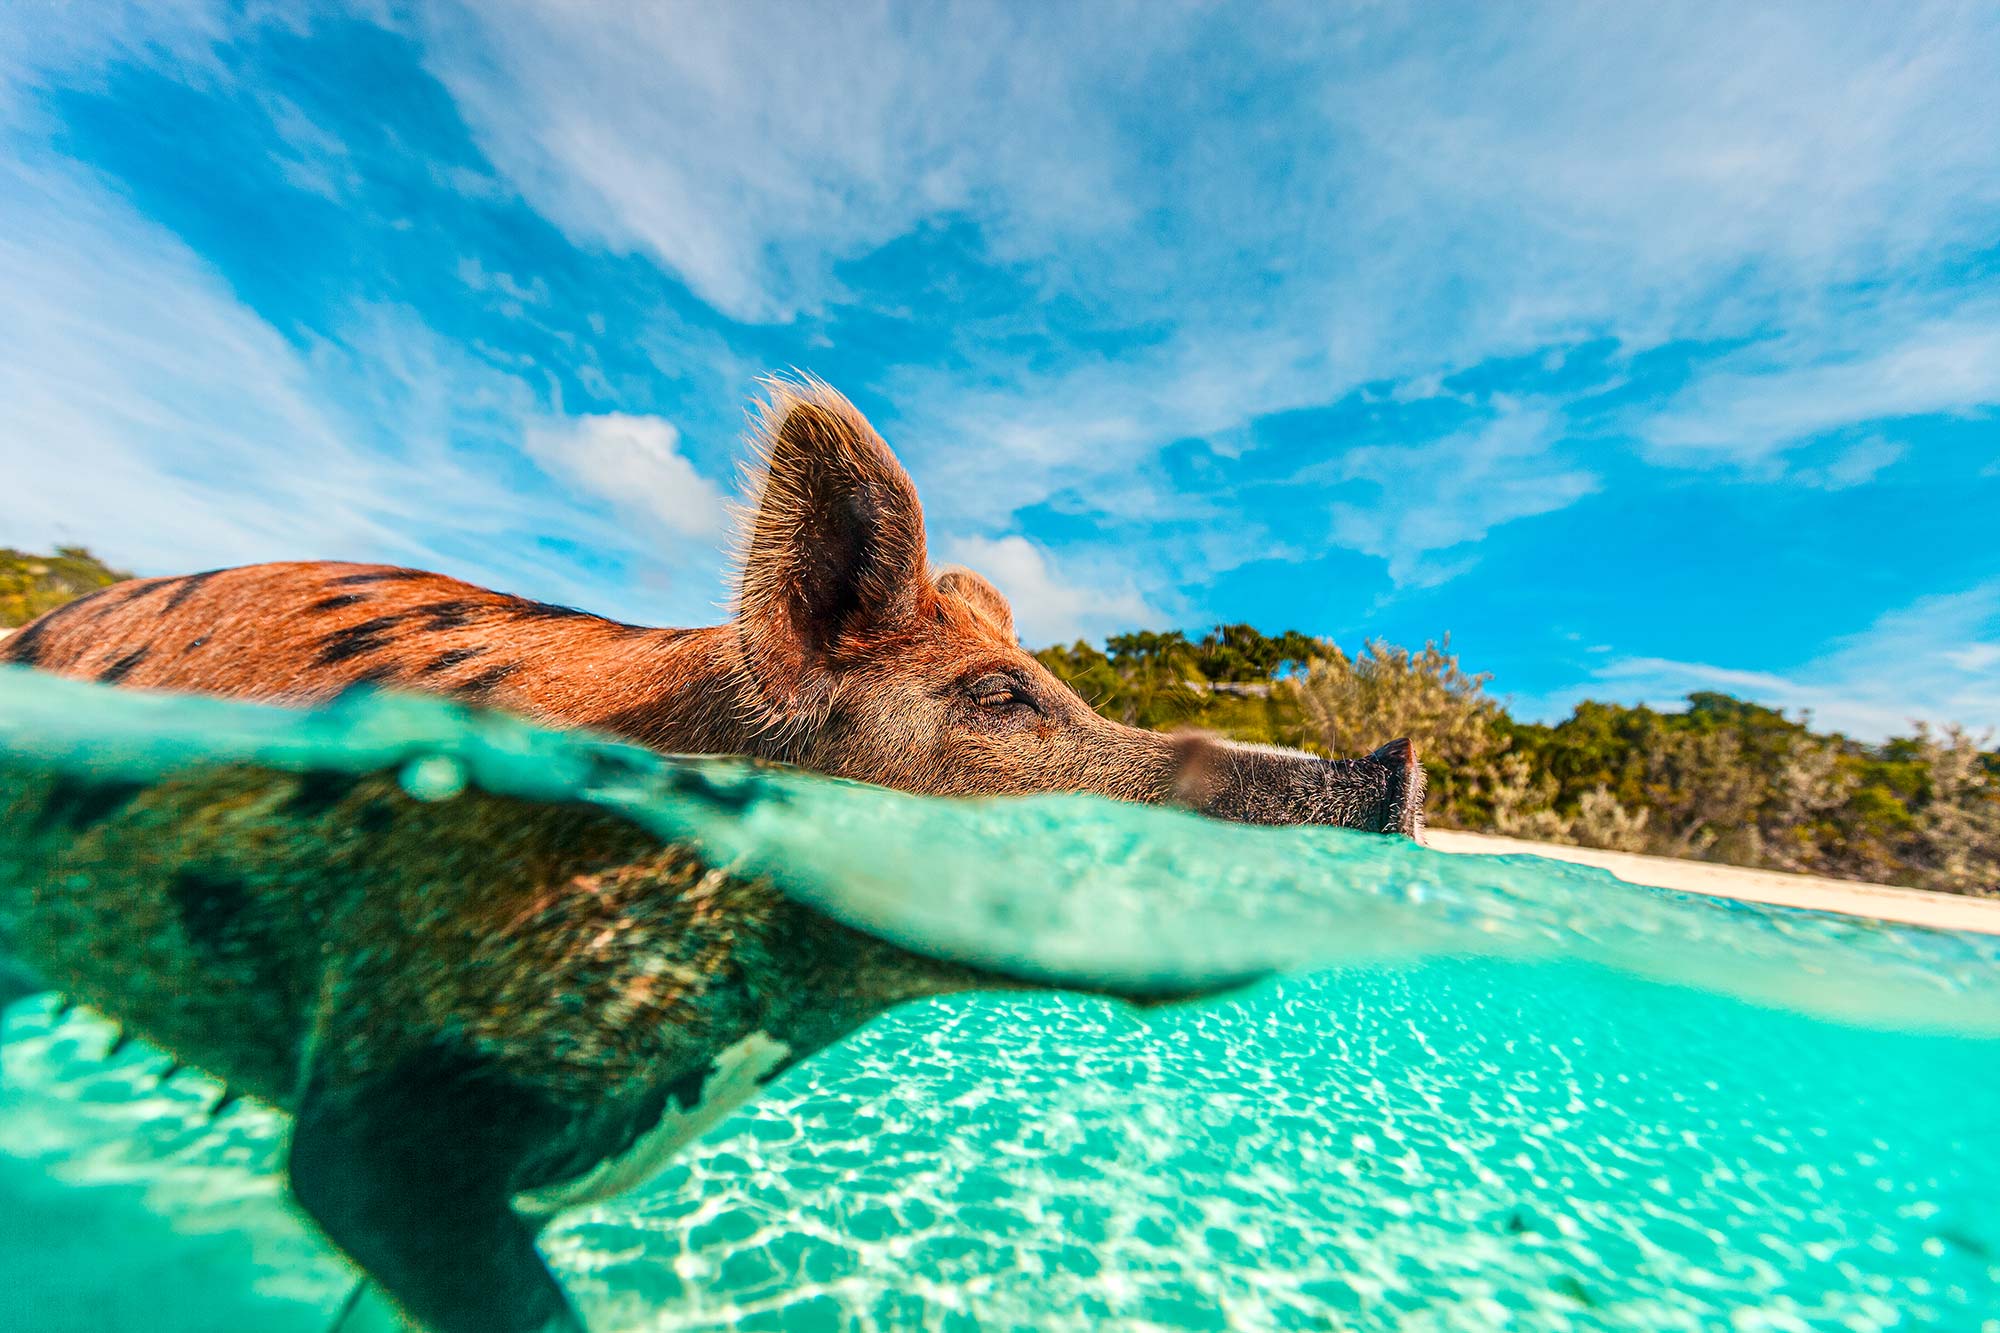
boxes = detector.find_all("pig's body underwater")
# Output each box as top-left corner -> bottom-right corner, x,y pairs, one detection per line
0,734 -> 1225,1333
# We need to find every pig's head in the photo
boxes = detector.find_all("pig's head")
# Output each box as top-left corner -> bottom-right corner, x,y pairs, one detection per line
729,379 -> 1424,837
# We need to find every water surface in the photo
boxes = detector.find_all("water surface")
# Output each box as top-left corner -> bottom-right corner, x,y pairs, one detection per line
1,672 -> 1994,1330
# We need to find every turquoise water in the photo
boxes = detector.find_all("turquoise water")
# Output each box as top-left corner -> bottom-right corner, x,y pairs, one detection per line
1,671 -> 1997,1330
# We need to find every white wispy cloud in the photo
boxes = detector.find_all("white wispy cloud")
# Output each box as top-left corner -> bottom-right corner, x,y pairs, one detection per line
0,152 -> 730,624
0,0 -> 232,128
413,2 -> 1152,324
522,413 -> 728,541
0,156 -> 410,571
1579,582 -> 2000,740
1787,437 -> 1909,491
1325,409 -> 1600,587
413,5 -> 2000,372
940,534 -> 1162,646
457,256 -> 550,311
392,1 -> 2000,606
1643,317 -> 2000,462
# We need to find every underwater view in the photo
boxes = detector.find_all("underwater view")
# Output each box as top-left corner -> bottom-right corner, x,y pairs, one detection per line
2,671 -> 1996,1332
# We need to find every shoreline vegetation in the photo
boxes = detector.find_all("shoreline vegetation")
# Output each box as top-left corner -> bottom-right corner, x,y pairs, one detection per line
0,546 -> 129,627
1036,628 -> 1998,897
5,548 -> 1994,897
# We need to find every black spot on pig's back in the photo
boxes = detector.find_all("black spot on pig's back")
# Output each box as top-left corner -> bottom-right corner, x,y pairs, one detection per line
170,868 -> 258,957
97,647 -> 150,684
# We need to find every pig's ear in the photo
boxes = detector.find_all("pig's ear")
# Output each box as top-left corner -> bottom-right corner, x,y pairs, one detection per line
935,566 -> 1016,641
735,378 -> 928,715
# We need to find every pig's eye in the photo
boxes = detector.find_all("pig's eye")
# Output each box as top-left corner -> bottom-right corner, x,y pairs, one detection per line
967,674 -> 1029,712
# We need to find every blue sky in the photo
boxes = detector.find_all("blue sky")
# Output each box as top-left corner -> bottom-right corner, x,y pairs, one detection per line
2,3 -> 1996,740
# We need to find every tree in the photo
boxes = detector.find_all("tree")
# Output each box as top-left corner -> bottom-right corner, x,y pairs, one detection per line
1907,724 -> 2000,894
1289,637 -> 1506,825
1,546 -> 132,627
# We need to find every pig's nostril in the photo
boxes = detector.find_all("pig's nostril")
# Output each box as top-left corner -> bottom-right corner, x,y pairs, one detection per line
1365,737 -> 1424,837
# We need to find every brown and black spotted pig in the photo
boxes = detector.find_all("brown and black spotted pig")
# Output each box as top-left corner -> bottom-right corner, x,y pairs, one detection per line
3,379 -> 1422,834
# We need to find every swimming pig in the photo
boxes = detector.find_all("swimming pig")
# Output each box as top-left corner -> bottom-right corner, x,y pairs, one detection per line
2,379 -> 1422,836
0,744 -> 1236,1333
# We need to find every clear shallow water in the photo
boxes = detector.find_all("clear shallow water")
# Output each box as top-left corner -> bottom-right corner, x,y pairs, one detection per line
1,670 -> 1997,1330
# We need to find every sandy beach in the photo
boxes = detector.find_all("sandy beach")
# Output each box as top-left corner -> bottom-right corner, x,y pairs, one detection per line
1428,828 -> 2000,935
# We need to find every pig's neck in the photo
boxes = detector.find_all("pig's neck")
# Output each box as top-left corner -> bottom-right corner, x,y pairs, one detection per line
559,625 -> 790,761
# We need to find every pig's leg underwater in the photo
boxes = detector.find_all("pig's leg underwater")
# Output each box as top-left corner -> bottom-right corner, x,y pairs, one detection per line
290,1049 -> 584,1333
0,758 -> 705,1333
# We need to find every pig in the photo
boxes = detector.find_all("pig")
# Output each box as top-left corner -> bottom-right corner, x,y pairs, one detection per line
2,379 -> 1422,834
